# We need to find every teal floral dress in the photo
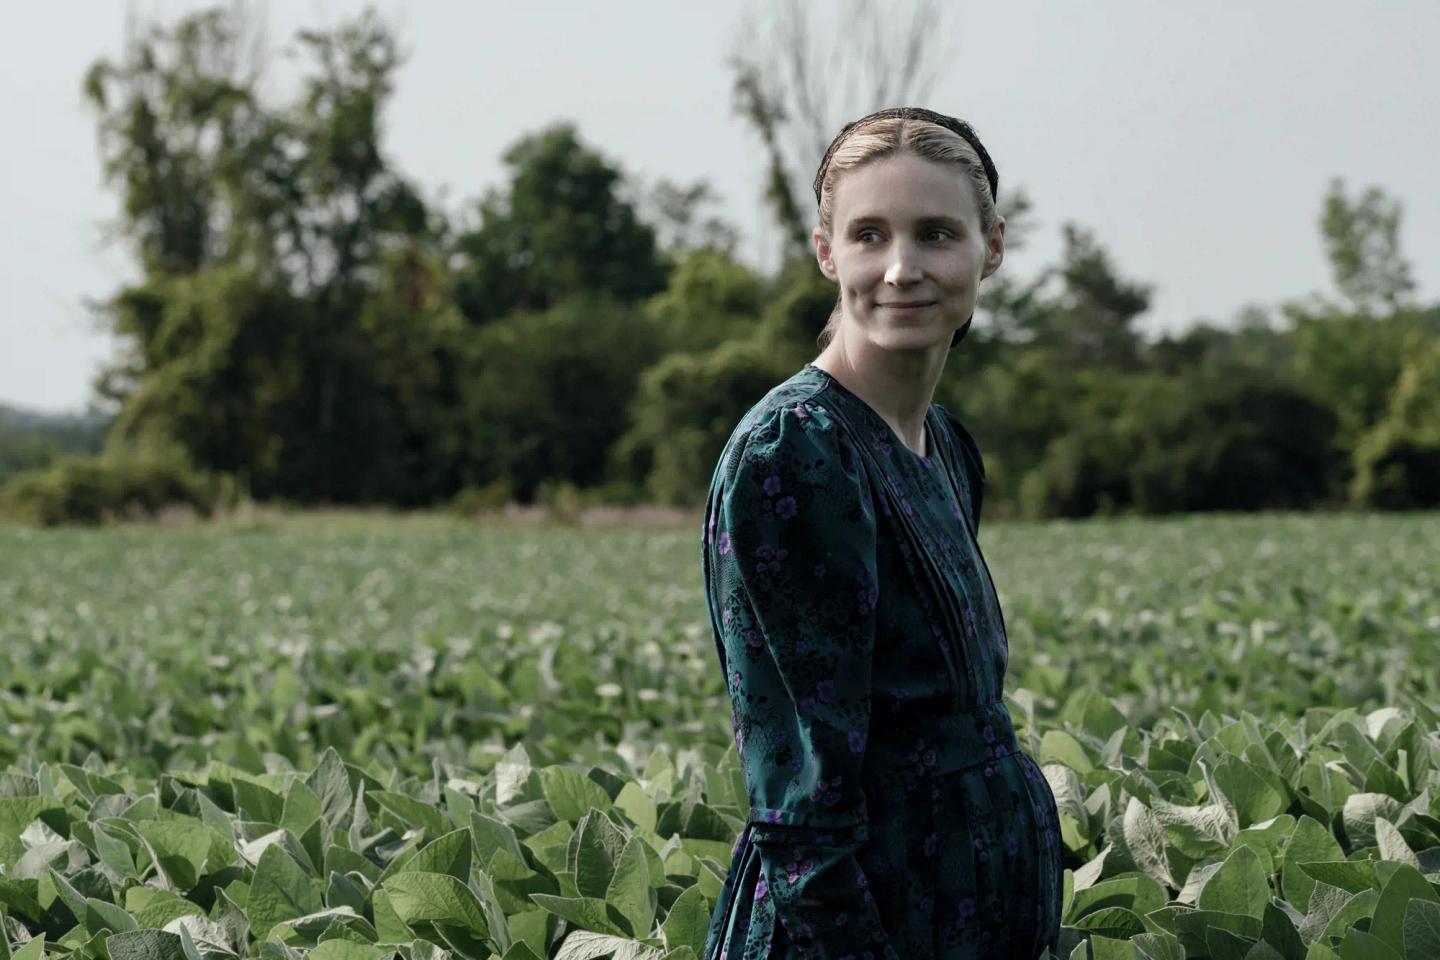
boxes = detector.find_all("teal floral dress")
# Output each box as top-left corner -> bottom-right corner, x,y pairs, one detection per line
699,363 -> 1062,959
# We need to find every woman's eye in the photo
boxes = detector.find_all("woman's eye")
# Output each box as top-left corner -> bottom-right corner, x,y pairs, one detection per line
856,229 -> 950,244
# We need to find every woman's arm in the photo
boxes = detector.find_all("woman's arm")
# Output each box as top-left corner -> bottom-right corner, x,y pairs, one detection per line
707,401 -> 899,959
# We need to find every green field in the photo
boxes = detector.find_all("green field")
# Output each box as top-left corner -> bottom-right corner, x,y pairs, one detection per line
2,513 -> 1438,958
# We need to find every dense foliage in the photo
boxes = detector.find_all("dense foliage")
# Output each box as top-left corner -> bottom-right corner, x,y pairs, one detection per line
4,6 -> 1439,524
2,514 -> 1439,956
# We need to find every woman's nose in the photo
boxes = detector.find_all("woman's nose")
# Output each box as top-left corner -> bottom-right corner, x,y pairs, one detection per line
885,243 -> 923,284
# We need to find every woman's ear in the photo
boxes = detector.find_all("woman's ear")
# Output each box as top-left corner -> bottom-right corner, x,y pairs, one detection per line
981,215 -> 1005,279
813,225 -> 837,281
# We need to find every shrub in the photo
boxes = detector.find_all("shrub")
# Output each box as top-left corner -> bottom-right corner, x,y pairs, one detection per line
0,441 -> 228,526
1350,337 -> 1440,509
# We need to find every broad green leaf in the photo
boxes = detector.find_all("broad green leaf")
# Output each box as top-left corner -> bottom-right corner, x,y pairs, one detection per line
1281,816 -> 1343,911
552,930 -> 666,960
528,895 -> 628,937
614,783 -> 657,835
247,844 -> 323,939
382,871 -> 490,937
1341,794 -> 1403,850
1369,863 -> 1439,953
1336,928 -> 1401,960
1153,799 -> 1233,859
392,827 -> 472,882
541,768 -> 613,823
1259,901 -> 1304,960
605,837 -> 655,940
1198,846 -> 1269,918
85,897 -> 139,936
1405,899 -> 1440,959
1040,731 -> 1094,773
574,813 -> 627,899
304,749 -> 353,828
1320,889 -> 1379,947
370,792 -> 449,838
106,931 -> 188,960
279,779 -> 323,835
1372,817 -> 1419,869
1213,757 -> 1288,828
370,889 -> 414,944
134,820 -> 211,891
10,937 -> 43,960
1298,861 -> 1379,896
1074,906 -> 1145,939
307,942 -> 383,960
660,885 -> 709,957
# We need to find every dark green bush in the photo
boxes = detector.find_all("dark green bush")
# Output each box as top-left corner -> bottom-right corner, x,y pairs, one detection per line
0,441 -> 229,526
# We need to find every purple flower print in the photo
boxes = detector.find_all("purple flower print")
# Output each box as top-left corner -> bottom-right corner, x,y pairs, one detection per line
923,833 -> 940,857
982,723 -> 996,744
955,896 -> 977,929
799,695 -> 816,715
814,563 -> 826,577
1006,835 -> 1020,857
793,402 -> 809,419
755,877 -> 769,900
735,726 -> 746,754
789,754 -> 803,772
744,627 -> 762,650
722,607 -> 733,626
775,495 -> 798,519
763,474 -> 783,496
973,836 -> 989,862
718,531 -> 731,556
765,809 -> 783,824
816,679 -> 837,702
729,670 -> 742,689
847,729 -> 865,754
834,912 -> 848,929
754,544 -> 786,574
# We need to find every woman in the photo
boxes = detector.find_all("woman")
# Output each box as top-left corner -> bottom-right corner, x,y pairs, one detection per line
699,107 -> 1063,959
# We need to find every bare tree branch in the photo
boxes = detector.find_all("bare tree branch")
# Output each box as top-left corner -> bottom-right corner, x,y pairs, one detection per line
729,0 -> 955,266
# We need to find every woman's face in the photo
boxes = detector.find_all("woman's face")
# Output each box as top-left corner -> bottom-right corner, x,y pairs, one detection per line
814,152 -> 1004,354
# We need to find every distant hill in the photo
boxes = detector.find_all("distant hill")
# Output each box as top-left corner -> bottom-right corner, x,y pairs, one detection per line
0,402 -> 110,431
0,402 -> 110,488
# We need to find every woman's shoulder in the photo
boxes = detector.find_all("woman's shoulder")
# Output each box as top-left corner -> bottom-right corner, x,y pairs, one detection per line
710,369 -> 859,496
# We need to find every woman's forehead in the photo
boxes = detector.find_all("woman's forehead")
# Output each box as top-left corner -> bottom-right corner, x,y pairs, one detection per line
832,157 -> 979,226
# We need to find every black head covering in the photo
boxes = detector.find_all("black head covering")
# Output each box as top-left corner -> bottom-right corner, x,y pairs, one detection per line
812,106 -> 998,207
813,107 -> 999,350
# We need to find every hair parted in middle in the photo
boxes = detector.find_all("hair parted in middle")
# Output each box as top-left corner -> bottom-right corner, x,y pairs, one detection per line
813,110 -> 1000,352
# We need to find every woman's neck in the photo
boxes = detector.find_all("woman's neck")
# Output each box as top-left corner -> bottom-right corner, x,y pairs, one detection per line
813,337 -> 945,456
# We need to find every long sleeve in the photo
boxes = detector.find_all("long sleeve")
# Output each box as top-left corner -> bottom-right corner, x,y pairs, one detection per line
705,401 -> 899,960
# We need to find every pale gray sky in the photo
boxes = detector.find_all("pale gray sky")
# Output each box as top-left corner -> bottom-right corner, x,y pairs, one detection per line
3,0 -> 1437,413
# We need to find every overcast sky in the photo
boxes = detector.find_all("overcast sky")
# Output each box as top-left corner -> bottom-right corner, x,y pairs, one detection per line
3,0 -> 1437,413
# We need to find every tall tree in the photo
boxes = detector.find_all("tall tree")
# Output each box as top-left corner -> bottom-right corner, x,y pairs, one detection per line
728,0 -> 954,263
85,5 -> 456,504
1319,177 -> 1416,316
451,123 -> 668,325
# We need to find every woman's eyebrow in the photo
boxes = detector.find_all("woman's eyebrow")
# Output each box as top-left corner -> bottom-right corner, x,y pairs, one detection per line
847,214 -> 965,228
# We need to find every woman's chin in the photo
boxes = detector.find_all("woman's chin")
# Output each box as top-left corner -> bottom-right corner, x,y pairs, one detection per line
871,325 -> 951,352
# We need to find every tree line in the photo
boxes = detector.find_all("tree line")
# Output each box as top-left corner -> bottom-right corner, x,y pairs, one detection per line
3,5 -> 1436,524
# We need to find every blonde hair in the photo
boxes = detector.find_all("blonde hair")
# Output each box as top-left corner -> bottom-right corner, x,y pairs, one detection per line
815,116 -> 998,352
